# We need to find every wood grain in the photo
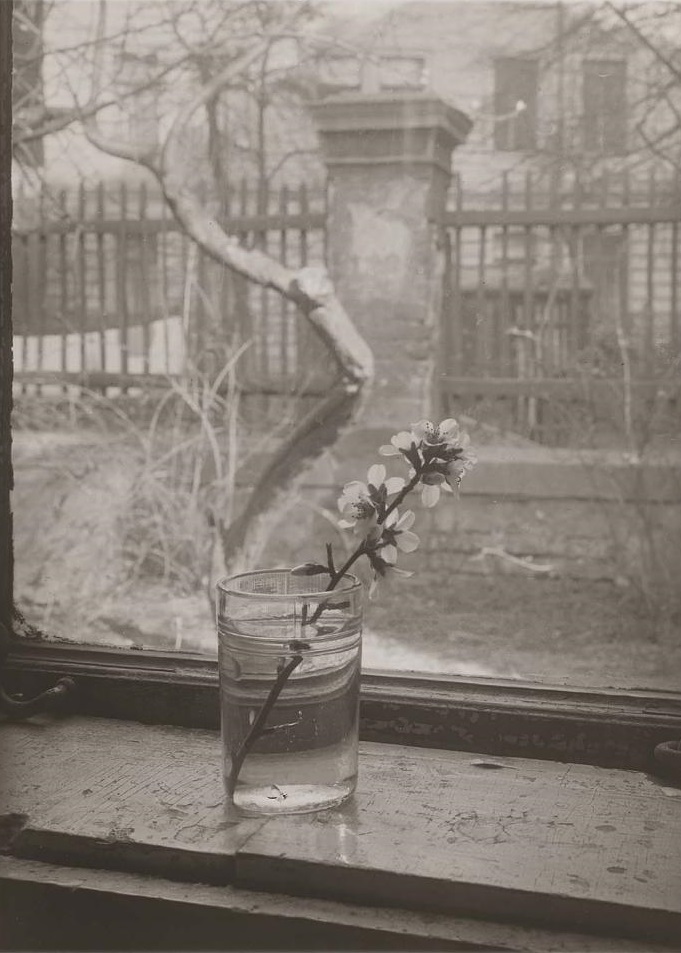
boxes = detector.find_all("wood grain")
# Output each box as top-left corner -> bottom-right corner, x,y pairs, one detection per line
1,718 -> 264,883
1,717 -> 680,945
238,747 -> 681,941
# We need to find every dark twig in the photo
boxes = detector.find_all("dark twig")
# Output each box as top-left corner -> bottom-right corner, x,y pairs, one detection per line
227,653 -> 304,797
228,458 -> 429,794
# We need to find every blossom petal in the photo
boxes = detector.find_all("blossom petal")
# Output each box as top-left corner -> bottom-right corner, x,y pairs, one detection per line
367,463 -> 386,487
384,476 -> 405,495
422,471 -> 445,485
384,509 -> 398,528
439,418 -> 459,436
421,483 -> 441,507
397,530 -> 419,553
343,480 -> 368,498
338,518 -> 355,529
379,444 -> 401,456
411,420 -> 431,442
382,544 -> 398,565
388,566 -> 414,578
395,509 -> 415,530
446,453 -> 476,487
369,576 -> 380,600
391,431 -> 413,451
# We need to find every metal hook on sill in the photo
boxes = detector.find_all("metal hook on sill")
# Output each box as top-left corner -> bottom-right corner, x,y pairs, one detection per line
0,621 -> 76,720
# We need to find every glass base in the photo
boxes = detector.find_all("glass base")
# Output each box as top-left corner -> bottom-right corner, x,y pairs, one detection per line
231,780 -> 355,815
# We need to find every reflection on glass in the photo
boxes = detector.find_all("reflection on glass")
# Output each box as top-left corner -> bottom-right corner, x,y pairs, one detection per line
10,0 -> 681,692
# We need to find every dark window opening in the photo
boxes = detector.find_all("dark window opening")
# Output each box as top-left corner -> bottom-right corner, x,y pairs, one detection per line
583,59 -> 626,155
494,58 -> 538,151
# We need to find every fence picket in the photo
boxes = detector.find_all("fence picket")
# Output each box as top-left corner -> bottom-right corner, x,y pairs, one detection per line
499,171 -> 511,376
279,183 -> 290,383
96,182 -> 106,375
451,173 -> 463,376
118,181 -> 129,380
58,190 -> 68,387
645,169 -> 656,372
139,182 -> 151,376
36,185 -> 46,391
671,173 -> 680,353
236,177 -> 251,383
441,168 -> 680,443
620,168 -> 632,345
160,196 -> 170,374
476,224 -> 487,374
77,181 -> 87,375
11,171 -> 679,446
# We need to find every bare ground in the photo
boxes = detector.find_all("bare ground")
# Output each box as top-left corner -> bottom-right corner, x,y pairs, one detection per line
11,428 -> 681,691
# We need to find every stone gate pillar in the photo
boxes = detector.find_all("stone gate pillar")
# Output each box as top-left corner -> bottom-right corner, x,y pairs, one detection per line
310,92 -> 471,429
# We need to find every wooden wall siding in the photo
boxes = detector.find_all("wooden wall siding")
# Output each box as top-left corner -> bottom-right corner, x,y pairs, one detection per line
11,181 -> 328,396
440,170 -> 681,443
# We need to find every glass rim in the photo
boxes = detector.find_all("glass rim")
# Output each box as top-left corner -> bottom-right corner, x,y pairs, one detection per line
216,568 -> 362,601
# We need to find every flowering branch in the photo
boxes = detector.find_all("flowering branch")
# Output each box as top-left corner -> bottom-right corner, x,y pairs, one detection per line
226,419 -> 476,799
326,417 -> 476,598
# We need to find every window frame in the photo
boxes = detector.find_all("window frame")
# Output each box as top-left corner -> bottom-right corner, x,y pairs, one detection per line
4,640 -> 681,774
493,56 -> 539,152
2,1 -> 680,776
582,58 -> 627,156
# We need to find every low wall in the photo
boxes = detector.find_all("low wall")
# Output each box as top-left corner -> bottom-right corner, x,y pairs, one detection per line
261,436 -> 681,585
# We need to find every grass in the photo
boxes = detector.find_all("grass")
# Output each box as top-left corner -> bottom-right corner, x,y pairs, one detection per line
11,385 -> 681,691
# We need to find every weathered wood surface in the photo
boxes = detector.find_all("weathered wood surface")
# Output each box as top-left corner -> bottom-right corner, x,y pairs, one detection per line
1,856 -> 670,953
0,718 -> 265,884
7,644 -> 681,773
1,717 -> 680,946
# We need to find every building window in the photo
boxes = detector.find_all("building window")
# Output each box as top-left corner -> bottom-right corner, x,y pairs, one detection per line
116,51 -> 160,150
493,57 -> 538,151
583,59 -> 626,155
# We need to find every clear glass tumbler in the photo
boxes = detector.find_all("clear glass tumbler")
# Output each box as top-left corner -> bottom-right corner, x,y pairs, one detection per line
216,569 -> 362,815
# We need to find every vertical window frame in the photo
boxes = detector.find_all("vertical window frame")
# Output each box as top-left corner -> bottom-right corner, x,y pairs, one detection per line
582,58 -> 627,156
493,57 -> 539,152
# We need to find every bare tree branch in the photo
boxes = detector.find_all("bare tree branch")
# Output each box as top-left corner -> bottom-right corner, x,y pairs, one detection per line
76,6 -> 373,574
82,0 -> 160,164
606,1 -> 681,85
15,52 -> 194,146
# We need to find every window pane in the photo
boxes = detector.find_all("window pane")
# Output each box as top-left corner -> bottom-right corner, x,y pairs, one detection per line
10,0 -> 681,694
494,58 -> 538,151
583,60 -> 627,155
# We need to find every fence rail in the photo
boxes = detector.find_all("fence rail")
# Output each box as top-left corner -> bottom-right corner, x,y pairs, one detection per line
438,205 -> 681,227
12,169 -> 681,446
439,169 -> 681,443
12,179 -> 330,401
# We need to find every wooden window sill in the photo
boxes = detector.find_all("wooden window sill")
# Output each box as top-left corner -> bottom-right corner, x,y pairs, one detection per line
1,717 -> 680,950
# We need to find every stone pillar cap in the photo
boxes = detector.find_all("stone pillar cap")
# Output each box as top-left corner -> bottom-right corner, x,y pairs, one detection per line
310,91 -> 472,146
